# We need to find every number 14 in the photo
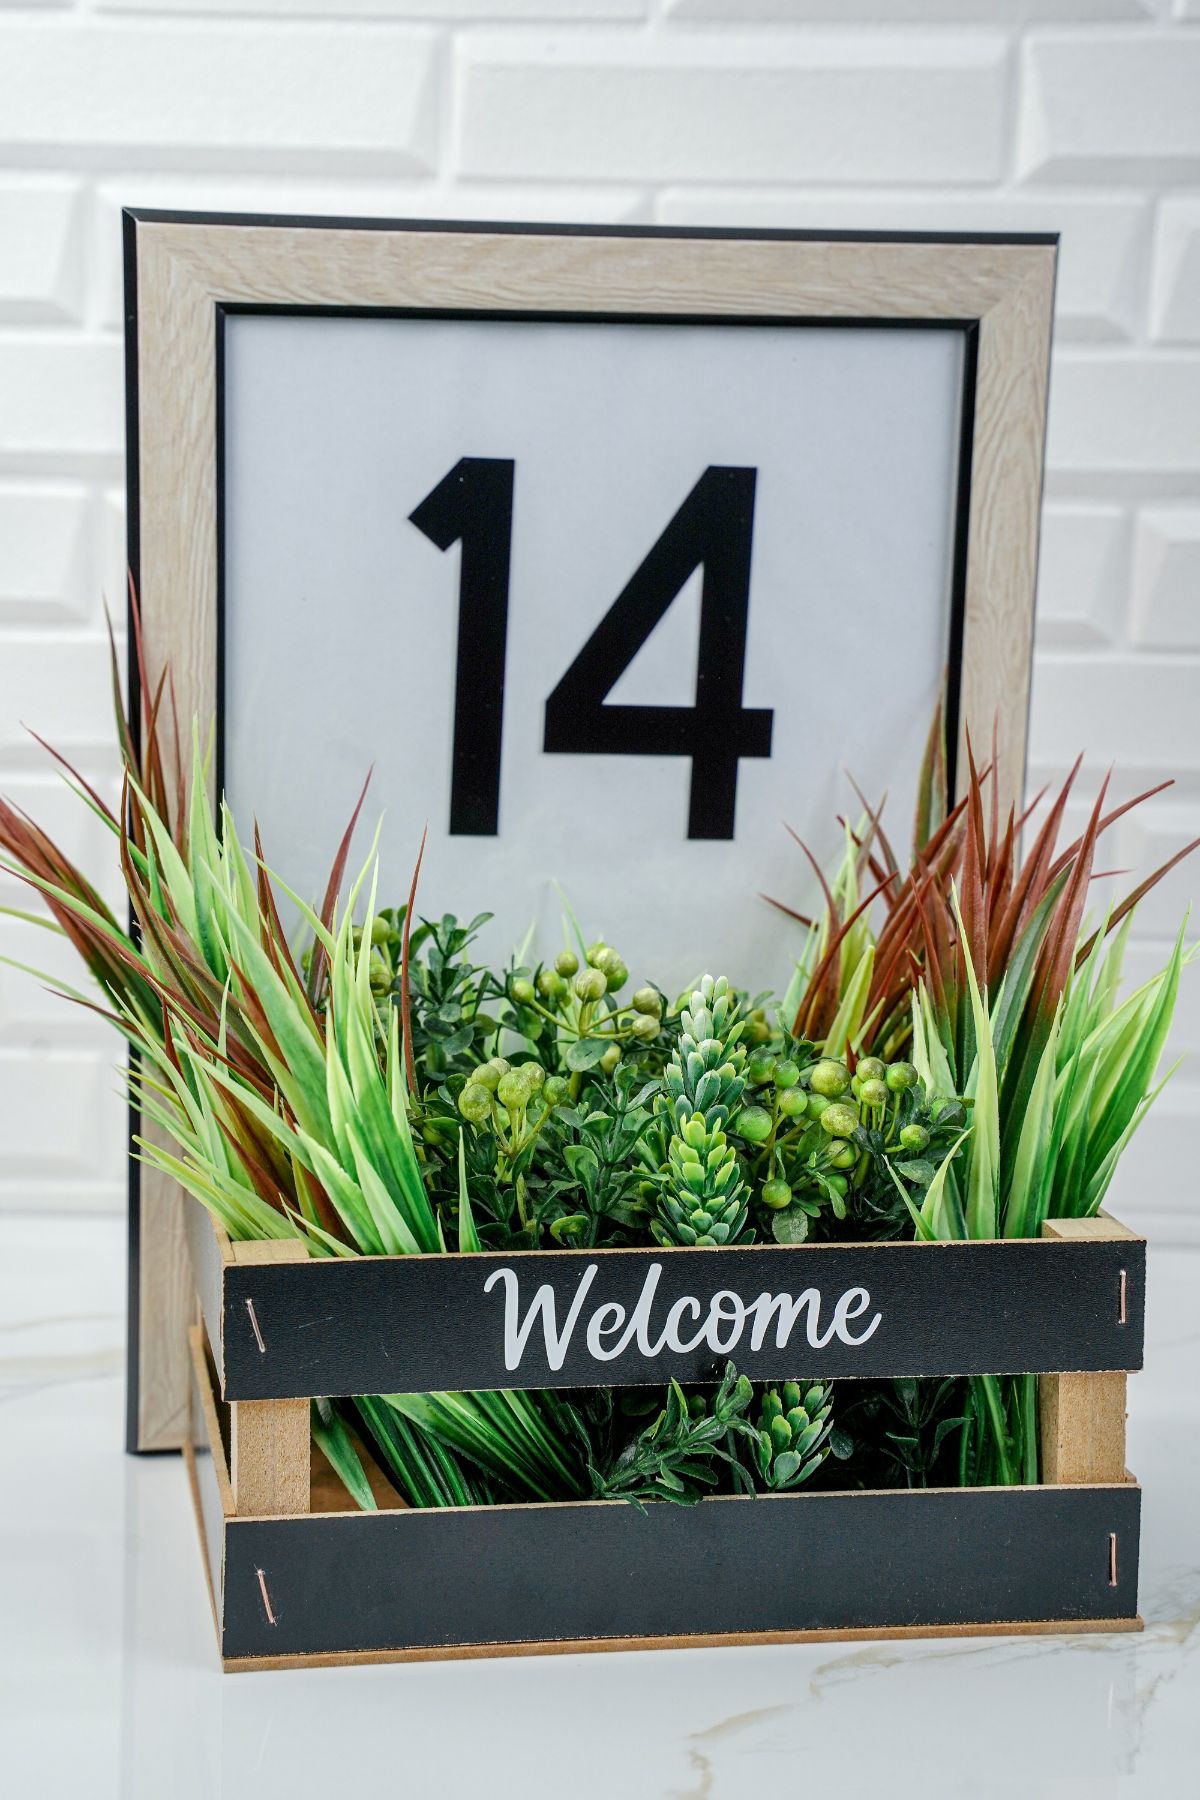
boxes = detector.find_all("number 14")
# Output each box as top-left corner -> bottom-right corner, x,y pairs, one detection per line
410,462 -> 774,842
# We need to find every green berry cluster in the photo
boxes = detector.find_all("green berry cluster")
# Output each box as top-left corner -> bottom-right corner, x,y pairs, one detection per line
729,1047 -> 930,1242
806,1056 -> 923,1159
652,975 -> 750,1249
732,1052 -> 805,1149
725,1046 -> 827,1231
511,940 -> 664,1081
457,1055 -> 569,1169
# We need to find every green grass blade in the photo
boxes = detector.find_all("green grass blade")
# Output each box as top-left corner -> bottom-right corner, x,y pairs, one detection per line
991,874 -> 1067,1075
918,1127 -> 972,1241
1085,917 -> 1187,1182
345,1118 -> 422,1256
952,890 -> 999,1240
821,942 -> 874,1060
1083,1062 -> 1180,1218
1052,1056 -> 1101,1219
219,902 -> 331,1140
1003,1006 -> 1060,1240
457,1132 -> 482,1252
311,1399 -> 378,1511
912,983 -> 954,1101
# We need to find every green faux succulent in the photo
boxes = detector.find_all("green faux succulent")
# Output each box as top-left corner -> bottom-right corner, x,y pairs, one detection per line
650,975 -> 751,1248
748,1381 -> 834,1491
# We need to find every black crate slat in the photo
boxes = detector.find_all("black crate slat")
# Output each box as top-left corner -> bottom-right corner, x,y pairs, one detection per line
217,1235 -> 1144,1399
220,1484 -> 1141,1661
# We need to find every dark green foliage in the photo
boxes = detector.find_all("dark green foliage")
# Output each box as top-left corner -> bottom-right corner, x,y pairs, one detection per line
373,909 -> 499,1078
832,1378 -> 968,1490
536,1065 -> 660,1246
847,1095 -> 969,1241
584,1365 -> 758,1508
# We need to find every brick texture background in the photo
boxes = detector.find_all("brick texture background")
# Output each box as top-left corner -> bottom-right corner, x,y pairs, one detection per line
0,3 -> 1197,1242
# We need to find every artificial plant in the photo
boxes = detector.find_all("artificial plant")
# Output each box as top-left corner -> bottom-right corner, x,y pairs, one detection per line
0,634 -> 1192,1502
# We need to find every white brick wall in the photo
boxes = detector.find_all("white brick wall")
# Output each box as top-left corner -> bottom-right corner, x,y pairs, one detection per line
1,3 -> 1198,1241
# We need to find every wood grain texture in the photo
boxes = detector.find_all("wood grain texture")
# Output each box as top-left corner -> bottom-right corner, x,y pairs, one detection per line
1040,1371 -> 1128,1485
183,1193 -> 231,1398
219,1613 -> 1143,1675
1039,1216 -> 1131,1484
129,218 -> 1055,1441
1043,1211 -> 1141,1243
135,1136 -> 193,1452
227,1240 -> 311,1517
188,1323 -> 234,1516
130,220 -> 221,1450
957,247 -> 1055,816
185,1329 -> 227,1650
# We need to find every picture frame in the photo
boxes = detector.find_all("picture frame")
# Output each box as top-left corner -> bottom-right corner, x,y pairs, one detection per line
123,211 -> 1056,1451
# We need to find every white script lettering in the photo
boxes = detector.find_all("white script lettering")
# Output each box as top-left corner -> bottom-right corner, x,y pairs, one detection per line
483,1263 -> 598,1372
484,1263 -> 882,1372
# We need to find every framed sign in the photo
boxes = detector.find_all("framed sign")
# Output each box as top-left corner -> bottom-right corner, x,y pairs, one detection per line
124,214 -> 1055,1449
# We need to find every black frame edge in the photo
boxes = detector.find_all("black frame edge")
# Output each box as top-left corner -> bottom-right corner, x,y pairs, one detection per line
123,206 -> 143,1455
123,208 -> 1060,249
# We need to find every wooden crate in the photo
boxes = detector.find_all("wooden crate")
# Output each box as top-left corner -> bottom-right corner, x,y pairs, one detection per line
183,1204 -> 1144,1671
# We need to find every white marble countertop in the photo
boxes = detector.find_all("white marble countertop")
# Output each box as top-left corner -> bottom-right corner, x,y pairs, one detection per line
1,1215 -> 1197,1800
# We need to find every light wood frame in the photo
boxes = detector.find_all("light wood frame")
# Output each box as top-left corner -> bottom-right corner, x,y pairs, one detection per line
124,212 -> 1056,1450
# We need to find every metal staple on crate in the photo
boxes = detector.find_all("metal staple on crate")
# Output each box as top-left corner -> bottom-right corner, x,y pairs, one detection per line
256,1567 -> 277,1626
245,1297 -> 267,1354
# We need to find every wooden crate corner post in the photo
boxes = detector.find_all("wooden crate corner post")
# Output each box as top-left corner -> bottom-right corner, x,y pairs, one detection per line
227,1240 -> 311,1517
1038,1215 -> 1135,1487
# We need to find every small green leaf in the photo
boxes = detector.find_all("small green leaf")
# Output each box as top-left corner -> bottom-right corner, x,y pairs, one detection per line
771,1207 -> 810,1245
311,1399 -> 377,1511
894,1159 -> 936,1186
563,1143 -> 600,1186
549,1213 -> 589,1243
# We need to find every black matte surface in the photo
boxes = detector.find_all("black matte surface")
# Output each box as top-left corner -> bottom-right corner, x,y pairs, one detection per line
221,1484 -> 1140,1660
123,207 -> 143,1455
219,1236 -> 1144,1399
